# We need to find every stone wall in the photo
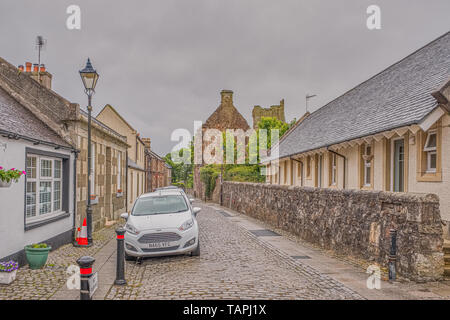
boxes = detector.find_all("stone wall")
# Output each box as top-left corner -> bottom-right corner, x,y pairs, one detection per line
221,182 -> 444,281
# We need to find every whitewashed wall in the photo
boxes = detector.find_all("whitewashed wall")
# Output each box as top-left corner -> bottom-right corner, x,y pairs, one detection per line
0,136 -> 74,261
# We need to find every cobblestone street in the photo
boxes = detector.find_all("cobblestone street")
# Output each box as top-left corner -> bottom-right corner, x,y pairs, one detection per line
3,201 -> 450,300
105,203 -> 363,300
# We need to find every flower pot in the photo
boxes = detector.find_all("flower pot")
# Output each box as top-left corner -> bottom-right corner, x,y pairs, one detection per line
0,180 -> 11,188
0,270 -> 17,284
24,245 -> 51,269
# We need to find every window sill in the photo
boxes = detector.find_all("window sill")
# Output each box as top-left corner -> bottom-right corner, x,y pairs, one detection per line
362,185 -> 374,190
25,212 -> 71,231
417,172 -> 442,182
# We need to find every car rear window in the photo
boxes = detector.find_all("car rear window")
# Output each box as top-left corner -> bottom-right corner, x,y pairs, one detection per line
132,195 -> 188,215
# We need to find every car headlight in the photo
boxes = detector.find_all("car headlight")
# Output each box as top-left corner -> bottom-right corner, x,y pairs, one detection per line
179,218 -> 194,231
125,222 -> 140,235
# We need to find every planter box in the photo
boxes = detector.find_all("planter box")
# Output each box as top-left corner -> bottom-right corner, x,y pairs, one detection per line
0,180 -> 12,188
0,270 -> 17,284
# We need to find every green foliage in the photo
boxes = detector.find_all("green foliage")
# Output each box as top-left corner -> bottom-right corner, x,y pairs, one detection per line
257,117 -> 291,149
224,164 -> 265,183
165,146 -> 193,188
199,165 -> 220,199
172,181 -> 185,189
31,243 -> 48,249
0,167 -> 25,183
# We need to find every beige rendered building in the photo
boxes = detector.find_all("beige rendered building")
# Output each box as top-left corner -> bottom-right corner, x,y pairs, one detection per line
263,32 -> 450,237
97,104 -> 146,211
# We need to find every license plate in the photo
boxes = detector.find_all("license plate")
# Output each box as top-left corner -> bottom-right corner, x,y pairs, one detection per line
148,242 -> 174,248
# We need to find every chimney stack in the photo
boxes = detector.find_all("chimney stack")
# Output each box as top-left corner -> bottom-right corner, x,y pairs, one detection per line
21,61 -> 52,90
142,138 -> 151,149
220,90 -> 233,105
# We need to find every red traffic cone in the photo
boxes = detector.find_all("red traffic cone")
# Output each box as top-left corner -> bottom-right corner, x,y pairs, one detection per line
77,218 -> 88,246
75,227 -> 81,242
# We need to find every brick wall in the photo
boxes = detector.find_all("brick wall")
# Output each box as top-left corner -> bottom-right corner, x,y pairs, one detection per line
221,182 -> 444,281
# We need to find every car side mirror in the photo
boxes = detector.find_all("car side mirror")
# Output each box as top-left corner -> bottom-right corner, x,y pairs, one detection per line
120,212 -> 129,221
193,207 -> 201,217
189,198 -> 195,204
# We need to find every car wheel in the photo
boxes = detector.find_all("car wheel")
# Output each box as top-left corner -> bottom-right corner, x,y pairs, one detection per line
125,251 -> 136,261
191,241 -> 200,257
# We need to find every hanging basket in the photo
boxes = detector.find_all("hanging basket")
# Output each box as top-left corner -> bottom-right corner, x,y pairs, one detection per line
0,180 -> 12,188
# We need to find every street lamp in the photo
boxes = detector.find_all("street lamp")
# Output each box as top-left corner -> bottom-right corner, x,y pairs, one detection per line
79,58 -> 99,246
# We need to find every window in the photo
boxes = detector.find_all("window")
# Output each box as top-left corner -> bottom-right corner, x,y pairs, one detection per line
117,151 -> 122,191
424,130 -> 437,173
363,144 -> 372,187
417,124 -> 441,182
330,153 -> 337,186
26,155 -> 64,222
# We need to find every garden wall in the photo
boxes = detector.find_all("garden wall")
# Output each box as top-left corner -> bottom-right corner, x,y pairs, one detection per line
221,182 -> 444,281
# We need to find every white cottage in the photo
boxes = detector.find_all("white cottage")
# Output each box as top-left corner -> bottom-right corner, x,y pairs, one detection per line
0,84 -> 76,266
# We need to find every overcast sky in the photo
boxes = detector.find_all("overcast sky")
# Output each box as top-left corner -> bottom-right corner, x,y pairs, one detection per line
1,0 -> 449,155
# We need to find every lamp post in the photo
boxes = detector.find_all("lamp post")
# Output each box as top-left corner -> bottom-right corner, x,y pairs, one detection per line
79,58 -> 99,247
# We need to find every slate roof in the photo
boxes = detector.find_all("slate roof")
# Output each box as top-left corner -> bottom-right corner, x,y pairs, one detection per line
272,31 -> 450,160
0,86 -> 71,148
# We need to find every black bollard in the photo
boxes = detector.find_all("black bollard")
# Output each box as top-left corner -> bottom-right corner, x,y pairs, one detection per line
76,256 -> 95,300
388,229 -> 397,282
114,227 -> 127,285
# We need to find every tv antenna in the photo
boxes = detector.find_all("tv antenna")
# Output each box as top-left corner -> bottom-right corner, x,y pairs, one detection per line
305,93 -> 317,113
35,35 -> 46,80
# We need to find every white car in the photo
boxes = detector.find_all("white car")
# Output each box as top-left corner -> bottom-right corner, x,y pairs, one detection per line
121,190 -> 200,259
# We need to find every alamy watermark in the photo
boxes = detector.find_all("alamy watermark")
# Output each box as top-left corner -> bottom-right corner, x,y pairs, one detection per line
366,265 -> 381,289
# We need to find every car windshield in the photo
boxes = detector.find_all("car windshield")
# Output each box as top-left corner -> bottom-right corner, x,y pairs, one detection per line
132,195 -> 188,216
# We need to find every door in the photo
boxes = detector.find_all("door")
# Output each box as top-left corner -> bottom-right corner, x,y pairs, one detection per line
393,139 -> 405,192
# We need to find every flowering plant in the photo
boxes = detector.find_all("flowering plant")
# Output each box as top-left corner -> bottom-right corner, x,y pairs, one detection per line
0,167 -> 26,183
0,260 -> 19,273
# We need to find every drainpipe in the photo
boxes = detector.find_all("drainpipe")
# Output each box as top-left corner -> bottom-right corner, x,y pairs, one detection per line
72,150 -> 79,242
327,148 -> 347,189
125,150 -> 129,212
291,158 -> 304,187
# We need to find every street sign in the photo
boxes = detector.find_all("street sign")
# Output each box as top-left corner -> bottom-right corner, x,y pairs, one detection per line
88,272 -> 98,298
